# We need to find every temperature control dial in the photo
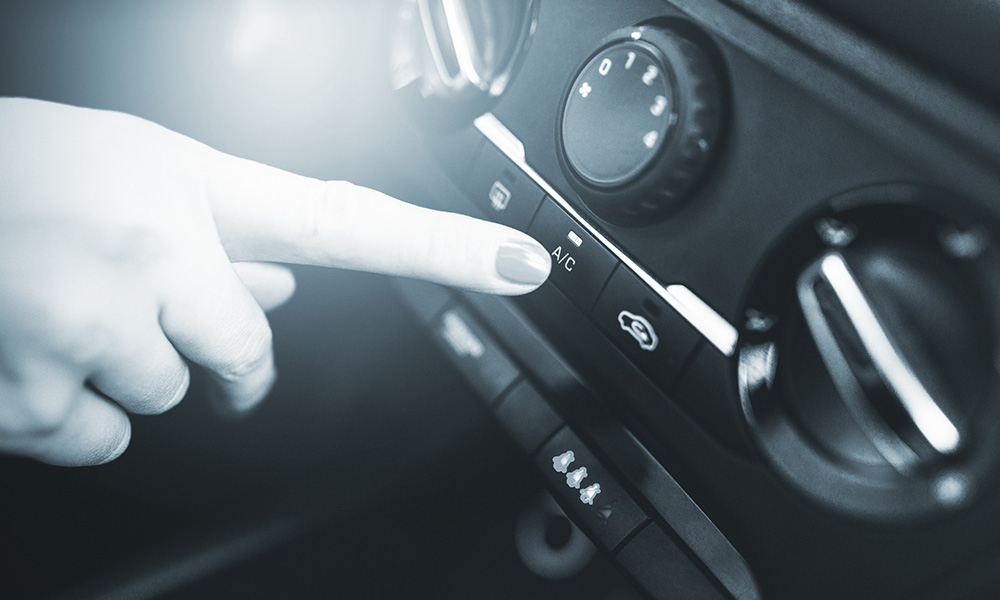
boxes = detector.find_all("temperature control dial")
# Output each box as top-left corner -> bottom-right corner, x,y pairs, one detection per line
558,24 -> 724,225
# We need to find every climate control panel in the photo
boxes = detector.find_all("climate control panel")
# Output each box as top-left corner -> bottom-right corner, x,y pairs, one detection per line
390,0 -> 1000,598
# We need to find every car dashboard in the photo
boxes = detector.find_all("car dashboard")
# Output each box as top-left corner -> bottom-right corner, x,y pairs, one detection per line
4,1 -> 1000,599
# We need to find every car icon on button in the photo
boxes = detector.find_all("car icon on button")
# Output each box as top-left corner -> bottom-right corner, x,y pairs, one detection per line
617,310 -> 659,351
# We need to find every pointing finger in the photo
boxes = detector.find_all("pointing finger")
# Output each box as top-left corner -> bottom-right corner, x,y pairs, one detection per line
200,153 -> 551,295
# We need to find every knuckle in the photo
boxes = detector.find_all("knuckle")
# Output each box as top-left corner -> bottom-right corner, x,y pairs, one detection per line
407,213 -> 474,283
63,322 -> 117,366
304,180 -> 367,250
4,394 -> 75,436
308,181 -> 350,237
17,301 -> 115,368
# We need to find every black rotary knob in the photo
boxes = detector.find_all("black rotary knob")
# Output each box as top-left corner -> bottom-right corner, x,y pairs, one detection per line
558,23 -> 725,225
794,241 -> 985,472
738,188 -> 1000,520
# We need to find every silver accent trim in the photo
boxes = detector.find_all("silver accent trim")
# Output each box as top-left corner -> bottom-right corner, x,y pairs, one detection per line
473,112 -> 739,356
797,252 -> 961,470
417,0 -> 466,90
440,0 -> 485,89
408,0 -> 535,98
478,112 -> 526,162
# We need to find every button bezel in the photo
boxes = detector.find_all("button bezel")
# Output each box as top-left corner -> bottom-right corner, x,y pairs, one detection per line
474,112 -> 739,356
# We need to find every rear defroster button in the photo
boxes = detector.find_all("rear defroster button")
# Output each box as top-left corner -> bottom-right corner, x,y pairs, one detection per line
527,199 -> 618,311
464,141 -> 545,230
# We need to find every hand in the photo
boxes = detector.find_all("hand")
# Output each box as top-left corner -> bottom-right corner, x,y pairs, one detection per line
0,98 -> 551,466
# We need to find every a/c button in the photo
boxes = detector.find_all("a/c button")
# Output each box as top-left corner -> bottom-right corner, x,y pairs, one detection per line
527,199 -> 617,311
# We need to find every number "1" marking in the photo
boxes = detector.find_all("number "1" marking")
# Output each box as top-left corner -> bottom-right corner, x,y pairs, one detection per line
625,51 -> 636,70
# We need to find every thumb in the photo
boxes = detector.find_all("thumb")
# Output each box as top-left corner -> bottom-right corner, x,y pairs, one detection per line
199,150 -> 551,295
231,261 -> 296,312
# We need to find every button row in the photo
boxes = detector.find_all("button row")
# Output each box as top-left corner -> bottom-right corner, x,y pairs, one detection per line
463,138 -> 701,389
393,277 -> 744,600
393,278 -> 648,550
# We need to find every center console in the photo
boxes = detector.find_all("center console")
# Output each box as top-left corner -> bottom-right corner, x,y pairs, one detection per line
388,1 -> 1000,598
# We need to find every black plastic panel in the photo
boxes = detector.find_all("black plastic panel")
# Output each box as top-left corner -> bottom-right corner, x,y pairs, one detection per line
398,0 -> 1000,598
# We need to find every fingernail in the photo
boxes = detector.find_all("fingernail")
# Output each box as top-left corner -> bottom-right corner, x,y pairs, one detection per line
495,240 -> 551,285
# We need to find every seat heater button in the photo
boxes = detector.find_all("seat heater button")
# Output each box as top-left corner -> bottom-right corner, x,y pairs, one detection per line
527,199 -> 617,311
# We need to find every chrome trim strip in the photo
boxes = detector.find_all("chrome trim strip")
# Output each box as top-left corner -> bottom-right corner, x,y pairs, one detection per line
474,112 -> 739,356
477,111 -> 526,161
440,0 -> 484,88
417,0 -> 466,90
797,256 -> 920,472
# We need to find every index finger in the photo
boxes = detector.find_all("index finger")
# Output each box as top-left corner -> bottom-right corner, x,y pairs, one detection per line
198,150 -> 551,296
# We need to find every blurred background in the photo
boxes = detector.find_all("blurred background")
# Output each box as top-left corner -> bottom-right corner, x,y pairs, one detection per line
0,2 -> 636,597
